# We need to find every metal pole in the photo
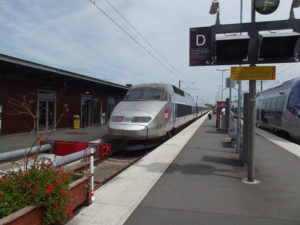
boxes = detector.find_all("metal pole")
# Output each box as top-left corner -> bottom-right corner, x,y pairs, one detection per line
247,0 -> 256,182
242,93 -> 249,164
248,80 -> 256,181
236,0 -> 243,153
217,69 -> 229,101
237,81 -> 242,153
0,144 -> 52,163
221,71 -> 224,101
229,84 -> 232,132
89,147 -> 96,202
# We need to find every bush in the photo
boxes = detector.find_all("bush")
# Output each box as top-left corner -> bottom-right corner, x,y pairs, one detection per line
0,162 -> 74,225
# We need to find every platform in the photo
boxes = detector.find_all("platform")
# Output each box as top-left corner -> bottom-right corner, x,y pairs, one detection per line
0,126 -> 108,153
68,114 -> 300,225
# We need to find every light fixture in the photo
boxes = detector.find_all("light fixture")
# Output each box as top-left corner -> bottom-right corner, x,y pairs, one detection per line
292,0 -> 300,8
209,0 -> 219,14
290,0 -> 300,19
209,0 -> 220,25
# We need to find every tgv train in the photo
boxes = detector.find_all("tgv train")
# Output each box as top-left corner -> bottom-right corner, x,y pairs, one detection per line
256,77 -> 300,142
108,83 -> 206,145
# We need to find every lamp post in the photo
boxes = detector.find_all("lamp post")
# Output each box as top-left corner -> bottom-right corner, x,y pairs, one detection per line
210,0 -> 220,25
216,68 -> 229,101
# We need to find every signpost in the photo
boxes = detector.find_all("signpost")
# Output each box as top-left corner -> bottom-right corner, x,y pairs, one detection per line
230,66 -> 276,80
189,27 -> 211,66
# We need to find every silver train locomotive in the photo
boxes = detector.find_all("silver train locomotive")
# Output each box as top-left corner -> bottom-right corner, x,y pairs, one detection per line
108,83 -> 206,145
256,77 -> 300,142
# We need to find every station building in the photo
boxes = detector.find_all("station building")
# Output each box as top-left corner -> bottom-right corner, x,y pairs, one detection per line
0,54 -> 128,135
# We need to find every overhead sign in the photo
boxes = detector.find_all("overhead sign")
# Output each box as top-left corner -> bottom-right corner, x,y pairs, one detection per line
254,0 -> 280,15
189,27 -> 211,66
230,66 -> 276,80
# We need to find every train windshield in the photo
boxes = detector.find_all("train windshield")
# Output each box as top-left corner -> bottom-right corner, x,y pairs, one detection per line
124,88 -> 167,101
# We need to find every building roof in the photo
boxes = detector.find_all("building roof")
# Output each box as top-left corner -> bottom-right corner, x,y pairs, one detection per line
0,53 -> 128,91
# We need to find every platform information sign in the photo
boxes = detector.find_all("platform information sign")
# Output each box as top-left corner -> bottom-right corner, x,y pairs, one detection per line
230,66 -> 276,80
189,27 -> 211,66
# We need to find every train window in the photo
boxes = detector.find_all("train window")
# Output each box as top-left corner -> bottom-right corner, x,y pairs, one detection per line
271,97 -> 277,111
124,89 -> 143,100
266,98 -> 272,110
262,99 -> 267,110
288,92 -> 296,108
276,96 -> 285,111
143,89 -> 165,100
176,104 -> 192,117
172,86 -> 185,97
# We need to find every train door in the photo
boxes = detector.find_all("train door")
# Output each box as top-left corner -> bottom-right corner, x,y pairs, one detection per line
37,90 -> 56,132
92,98 -> 101,126
107,97 -> 115,122
81,95 -> 92,128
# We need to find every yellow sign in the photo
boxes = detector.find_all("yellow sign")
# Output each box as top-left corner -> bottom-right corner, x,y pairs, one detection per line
230,66 -> 276,80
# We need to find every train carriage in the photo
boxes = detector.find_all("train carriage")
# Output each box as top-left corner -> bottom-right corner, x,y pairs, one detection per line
108,83 -> 206,144
256,77 -> 300,142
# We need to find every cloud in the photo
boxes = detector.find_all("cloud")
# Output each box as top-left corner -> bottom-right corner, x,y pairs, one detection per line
0,0 -> 299,103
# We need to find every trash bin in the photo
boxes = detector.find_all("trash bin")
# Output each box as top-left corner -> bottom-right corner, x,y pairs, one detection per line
73,114 -> 80,129
208,113 -> 212,120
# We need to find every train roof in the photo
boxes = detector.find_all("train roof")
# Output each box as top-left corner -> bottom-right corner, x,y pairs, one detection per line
257,77 -> 300,97
129,83 -> 192,98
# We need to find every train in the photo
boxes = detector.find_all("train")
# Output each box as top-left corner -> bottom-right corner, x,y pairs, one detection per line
256,77 -> 300,142
108,83 -> 207,149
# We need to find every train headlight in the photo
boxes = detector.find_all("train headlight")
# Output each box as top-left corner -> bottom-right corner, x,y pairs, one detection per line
111,116 -> 124,122
132,116 -> 151,123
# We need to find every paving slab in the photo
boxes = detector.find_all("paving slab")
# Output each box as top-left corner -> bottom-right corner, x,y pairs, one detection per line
124,116 -> 300,225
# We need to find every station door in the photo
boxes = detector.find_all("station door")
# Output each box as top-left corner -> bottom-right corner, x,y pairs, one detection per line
37,90 -> 56,132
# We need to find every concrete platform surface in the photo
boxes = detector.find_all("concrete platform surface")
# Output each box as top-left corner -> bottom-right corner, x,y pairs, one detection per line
67,114 -> 300,225
124,117 -> 300,225
0,126 -> 108,153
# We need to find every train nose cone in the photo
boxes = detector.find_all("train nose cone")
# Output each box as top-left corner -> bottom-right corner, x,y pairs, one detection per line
109,124 -> 148,140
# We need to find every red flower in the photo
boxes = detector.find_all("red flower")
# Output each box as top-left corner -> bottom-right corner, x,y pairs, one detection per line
2,174 -> 8,182
45,184 -> 54,195
25,170 -> 29,175
61,175 -> 66,180
60,189 -> 65,196
25,183 -> 32,188
65,206 -> 73,219
33,186 -> 39,191
56,179 -> 62,184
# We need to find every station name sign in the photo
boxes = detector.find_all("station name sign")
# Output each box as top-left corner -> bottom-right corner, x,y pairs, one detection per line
230,66 -> 276,80
189,27 -> 211,66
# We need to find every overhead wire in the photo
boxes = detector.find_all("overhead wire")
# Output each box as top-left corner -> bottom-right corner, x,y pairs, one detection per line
101,0 -> 185,80
88,0 -> 185,82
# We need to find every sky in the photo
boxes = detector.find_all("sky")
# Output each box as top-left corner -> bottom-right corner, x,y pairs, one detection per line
0,0 -> 299,104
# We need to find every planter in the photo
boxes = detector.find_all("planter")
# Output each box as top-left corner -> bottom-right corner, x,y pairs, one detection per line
0,176 -> 91,225
69,175 -> 92,208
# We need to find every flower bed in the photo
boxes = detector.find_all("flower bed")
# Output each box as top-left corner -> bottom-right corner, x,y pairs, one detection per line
0,163 -> 76,225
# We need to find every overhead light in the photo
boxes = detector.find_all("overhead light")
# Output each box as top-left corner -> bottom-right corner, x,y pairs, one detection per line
209,0 -> 219,14
292,0 -> 300,8
290,0 -> 300,19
